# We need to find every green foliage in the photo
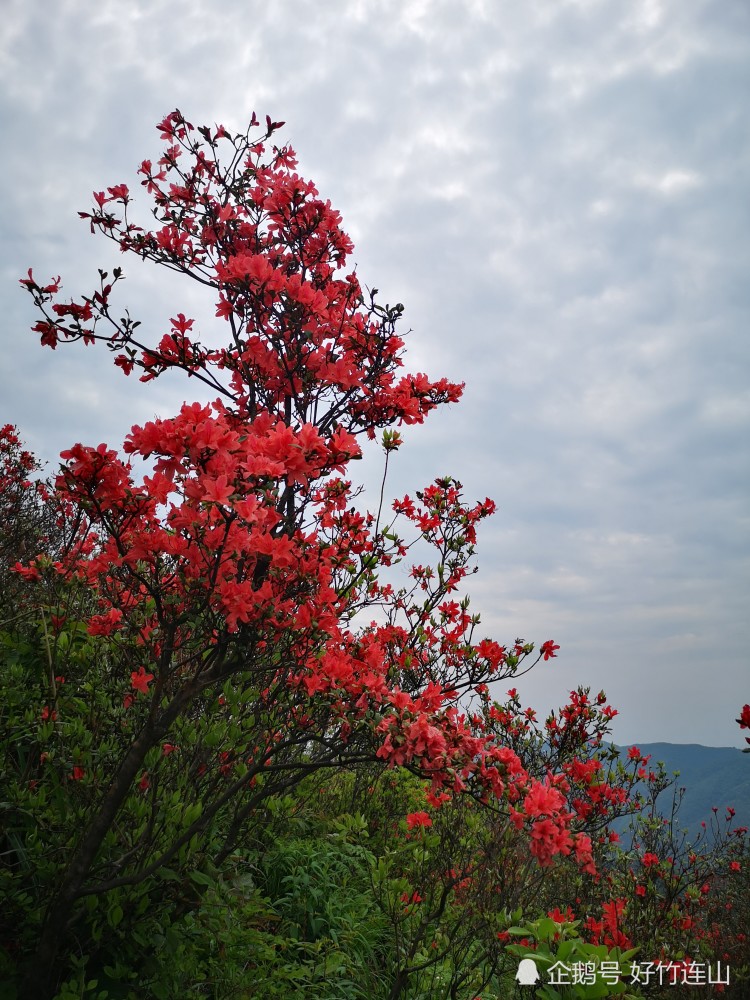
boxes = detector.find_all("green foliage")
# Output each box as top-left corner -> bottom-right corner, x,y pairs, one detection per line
2,611 -> 747,999
506,917 -> 640,1000
257,834 -> 391,997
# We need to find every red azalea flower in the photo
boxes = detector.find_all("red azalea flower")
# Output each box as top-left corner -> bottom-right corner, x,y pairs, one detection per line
405,811 -> 432,830
71,766 -> 85,781
540,640 -> 560,661
400,891 -> 423,905
426,789 -> 450,807
548,906 -> 575,923
131,667 -> 154,694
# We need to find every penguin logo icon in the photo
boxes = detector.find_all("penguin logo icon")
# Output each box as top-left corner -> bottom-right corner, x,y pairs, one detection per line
516,957 -> 540,986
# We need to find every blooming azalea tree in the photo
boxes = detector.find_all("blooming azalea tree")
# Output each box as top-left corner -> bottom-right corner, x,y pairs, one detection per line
0,424 -> 70,618
10,110 -> 617,996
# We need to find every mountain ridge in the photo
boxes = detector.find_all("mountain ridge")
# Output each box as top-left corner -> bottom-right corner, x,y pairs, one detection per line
610,741 -> 750,840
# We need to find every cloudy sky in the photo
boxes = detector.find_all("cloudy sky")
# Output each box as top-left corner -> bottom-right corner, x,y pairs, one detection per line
1,0 -> 748,748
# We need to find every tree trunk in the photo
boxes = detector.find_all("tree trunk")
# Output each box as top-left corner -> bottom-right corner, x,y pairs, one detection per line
19,685 -> 196,998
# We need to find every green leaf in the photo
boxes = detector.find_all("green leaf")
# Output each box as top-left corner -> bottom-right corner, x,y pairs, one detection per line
537,987 -> 562,1000
156,867 -> 180,881
534,917 -> 559,941
189,870 -> 215,888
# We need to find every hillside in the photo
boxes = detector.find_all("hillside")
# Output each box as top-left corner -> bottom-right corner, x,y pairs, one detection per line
614,742 -> 750,841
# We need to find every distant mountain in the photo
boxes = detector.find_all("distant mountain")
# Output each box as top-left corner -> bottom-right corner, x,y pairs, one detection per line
611,742 -> 750,842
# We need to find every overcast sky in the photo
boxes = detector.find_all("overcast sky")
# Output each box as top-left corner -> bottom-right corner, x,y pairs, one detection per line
1,0 -> 748,748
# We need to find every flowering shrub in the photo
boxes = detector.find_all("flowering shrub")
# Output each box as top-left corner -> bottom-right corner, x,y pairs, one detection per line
5,110 -> 604,998
4,110 -> 747,999
0,425 -> 60,615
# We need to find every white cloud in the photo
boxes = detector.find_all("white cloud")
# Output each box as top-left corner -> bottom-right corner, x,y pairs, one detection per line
628,0 -> 664,33
1,0 -> 748,749
635,168 -> 703,195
